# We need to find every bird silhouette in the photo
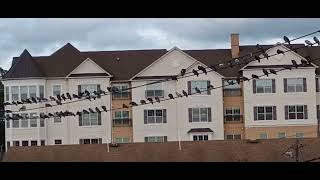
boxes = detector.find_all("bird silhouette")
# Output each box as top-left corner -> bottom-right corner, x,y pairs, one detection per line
57,94 -> 62,102
17,101 -> 23,105
101,106 -> 108,112
76,111 -> 82,116
83,109 -> 89,114
48,113 -> 54,117
168,94 -> 174,99
236,77 -> 241,84
69,112 -> 76,116
195,87 -> 201,94
305,56 -> 312,64
176,92 -> 183,98
129,102 -> 138,106
283,36 -> 290,45
72,94 -> 80,99
155,97 -> 160,103
284,66 -> 292,70
41,98 -> 49,102
140,100 -> 146,104
95,107 -> 101,113
314,37 -> 320,45
36,97 -> 42,102
300,59 -> 308,65
182,90 -> 188,97
305,40 -> 313,46
61,94 -> 66,101
254,55 -> 261,63
84,90 -> 90,96
171,76 -> 178,81
180,69 -> 186,76
31,97 -> 37,104
277,49 -> 285,55
262,69 -> 269,76
192,69 -> 199,77
56,100 -> 62,105
123,104 -> 129,109
89,108 -> 95,113
5,115 -> 13,120
26,98 -> 32,104
3,102 -> 11,106
252,74 -> 259,79
269,69 -> 277,75
107,87 -> 112,92
291,60 -> 299,68
12,101 -> 18,106
262,53 -> 269,60
5,110 -> 12,113
49,96 -> 56,101
147,98 -> 153,104
19,106 -> 26,111
198,66 -> 207,75
66,93 -> 72,100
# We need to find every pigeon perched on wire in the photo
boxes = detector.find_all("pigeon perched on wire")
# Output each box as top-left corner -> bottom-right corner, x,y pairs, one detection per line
180,69 -> 186,76
192,69 -> 199,77
182,90 -> 188,97
147,98 -> 153,104
12,101 -> 18,106
198,65 -> 207,75
17,101 -> 23,105
314,37 -> 320,45
155,97 -> 160,103
305,56 -> 312,64
101,106 -> 108,112
252,74 -> 259,79
195,87 -> 201,94
49,96 -> 56,101
83,109 -> 89,114
140,100 -> 146,104
72,94 -> 80,99
168,94 -> 174,99
66,93 -> 72,100
89,108 -> 95,113
76,111 -> 82,116
305,40 -> 313,46
31,97 -> 37,104
123,104 -> 129,109
95,107 -> 101,113
5,110 -> 12,113
129,102 -> 138,106
283,36 -> 290,45
57,94 -> 62,102
277,49 -> 285,55
19,106 -> 26,111
176,92 -> 183,98
291,60 -> 299,68
56,100 -> 62,105
301,59 -> 308,65
269,69 -> 277,75
254,55 -> 261,63
262,69 -> 269,77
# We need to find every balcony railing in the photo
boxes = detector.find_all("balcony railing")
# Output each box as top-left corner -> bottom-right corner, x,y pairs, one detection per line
145,90 -> 164,99
113,118 -> 132,127
224,115 -> 243,123
223,88 -> 242,96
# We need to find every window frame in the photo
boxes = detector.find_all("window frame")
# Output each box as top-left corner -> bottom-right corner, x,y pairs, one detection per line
190,80 -> 208,95
255,79 -> 273,93
11,86 -> 19,101
112,83 -> 130,99
255,106 -> 274,121
286,78 -> 304,93
145,82 -> 164,98
288,105 -> 305,120
191,107 -> 209,123
146,109 -> 165,124
224,107 -> 241,122
145,136 -> 167,143
81,112 -> 100,126
192,135 -> 209,141
52,84 -> 62,96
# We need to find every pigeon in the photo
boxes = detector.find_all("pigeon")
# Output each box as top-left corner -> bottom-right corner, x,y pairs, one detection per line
291,60 -> 299,68
277,49 -> 285,55
236,77 -> 241,84
73,94 -> 80,99
66,93 -> 72,100
195,87 -> 201,94
269,69 -> 277,75
242,77 -> 250,81
84,90 -> 90,96
176,92 -> 183,98
3,102 -> 11,106
168,94 -> 174,99
314,36 -> 320,45
5,110 -> 12,113
262,69 -> 269,76
101,106 -> 108,112
180,69 -> 186,76
36,97 -> 42,102
5,115 -> 13,120
69,112 -> 76,116
48,113 -> 54,117
171,76 -> 178,81
83,109 -> 89,114
12,101 -> 18,106
262,53 -> 269,60
155,97 -> 160,103
57,94 -> 62,102
128,102 -> 137,106
305,40 -> 313,46
252,74 -> 259,79
192,69 -> 199,77
301,59 -> 308,65
198,66 -> 207,75
254,55 -> 261,63
123,104 -> 129,109
45,103 -> 52,108
17,114 -> 23,119
17,101 -> 23,105
147,98 -> 153,104
305,56 -> 312,64
283,36 -> 290,45
49,96 -> 56,101
19,106 -> 26,111
41,98 -> 49,102
107,87 -> 112,92
89,108 -> 95,113
56,100 -> 62,105
31,97 -> 37,104
140,100 -> 146,104
182,90 -> 188,97
95,107 -> 101,113
76,111 -> 82,116
284,66 -> 292,70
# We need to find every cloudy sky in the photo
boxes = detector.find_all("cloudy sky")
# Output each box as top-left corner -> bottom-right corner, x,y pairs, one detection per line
1,18 -> 320,69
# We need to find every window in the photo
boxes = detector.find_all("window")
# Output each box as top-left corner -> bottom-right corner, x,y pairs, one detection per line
225,107 -> 241,122
13,141 -> 20,147
144,109 -> 166,124
296,132 -> 304,138
317,77 -> 320,92
223,80 -> 241,96
11,86 -> 19,101
54,139 -> 62,145
22,141 -> 29,146
259,133 -> 268,139
114,111 -> 130,126
80,84 -> 98,95
39,85 -> 44,99
113,84 -> 130,99
20,86 -> 28,101
79,138 -> 102,144
80,112 -> 101,126
54,116 -> 61,123
193,135 -> 209,141
255,79 -> 274,93
52,85 -> 61,96
114,137 -> 129,144
40,140 -> 45,146
254,106 -> 276,121
31,140 -> 37,146
190,80 -> 208,94
6,120 -> 10,128
286,105 -> 307,120
29,85 -> 37,99
7,141 -> 10,148
5,86 -> 9,101
40,113 -> 45,127
30,113 -> 38,127
12,114 -> 19,128
226,134 -> 241,140
189,108 -> 211,122
278,132 -> 286,139
145,82 -> 163,98
145,136 -> 167,142
285,78 -> 305,92
21,113 -> 29,128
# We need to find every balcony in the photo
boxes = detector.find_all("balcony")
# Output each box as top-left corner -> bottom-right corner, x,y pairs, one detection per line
112,92 -> 131,100
223,88 -> 242,96
224,115 -> 243,123
145,90 -> 164,98
113,118 -> 132,127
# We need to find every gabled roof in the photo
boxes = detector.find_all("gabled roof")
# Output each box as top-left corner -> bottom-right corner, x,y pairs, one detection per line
3,43 -> 320,80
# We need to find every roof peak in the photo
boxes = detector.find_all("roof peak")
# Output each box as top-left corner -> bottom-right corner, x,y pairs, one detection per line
51,42 -> 80,56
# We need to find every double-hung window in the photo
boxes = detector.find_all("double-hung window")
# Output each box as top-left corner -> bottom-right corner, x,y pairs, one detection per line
79,138 -> 102,144
78,84 -> 100,97
11,86 -> 19,101
224,107 -> 241,122
114,137 -> 129,144
144,109 -> 167,124
145,82 -> 163,98
29,113 -> 38,127
79,112 -> 101,126
223,80 -> 241,96
145,136 -> 167,142
284,78 -> 306,92
226,134 -> 241,140
52,85 -> 61,96
188,108 -> 212,122
114,111 -> 130,126
20,86 -> 28,101
29,86 -> 37,99
113,84 -> 130,99
39,85 -> 45,99
254,106 -> 277,120
285,105 -> 307,120
20,113 -> 29,128
254,79 -> 275,93
189,80 -> 210,95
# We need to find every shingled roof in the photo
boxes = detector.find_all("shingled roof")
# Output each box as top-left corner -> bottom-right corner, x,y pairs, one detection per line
3,138 -> 320,162
3,43 -> 320,80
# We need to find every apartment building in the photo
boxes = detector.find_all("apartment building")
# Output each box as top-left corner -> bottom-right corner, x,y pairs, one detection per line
3,34 -> 320,150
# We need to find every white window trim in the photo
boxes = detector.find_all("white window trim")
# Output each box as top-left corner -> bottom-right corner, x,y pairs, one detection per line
191,107 -> 210,123
81,112 -> 100,127
190,80 -> 209,96
52,84 -> 62,96
256,106 -> 274,121
146,109 -> 165,125
255,79 -> 273,94
288,105 -> 305,120
286,78 -> 304,93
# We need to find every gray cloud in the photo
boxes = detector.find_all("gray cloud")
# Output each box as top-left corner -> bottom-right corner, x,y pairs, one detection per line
1,18 -> 320,69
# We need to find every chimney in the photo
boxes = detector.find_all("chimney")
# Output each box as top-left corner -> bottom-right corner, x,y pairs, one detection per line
231,33 -> 240,58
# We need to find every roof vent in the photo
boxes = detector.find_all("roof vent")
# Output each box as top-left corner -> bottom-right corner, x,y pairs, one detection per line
116,57 -> 120,61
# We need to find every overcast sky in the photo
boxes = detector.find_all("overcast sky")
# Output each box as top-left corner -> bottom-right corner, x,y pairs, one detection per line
1,18 -> 320,69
